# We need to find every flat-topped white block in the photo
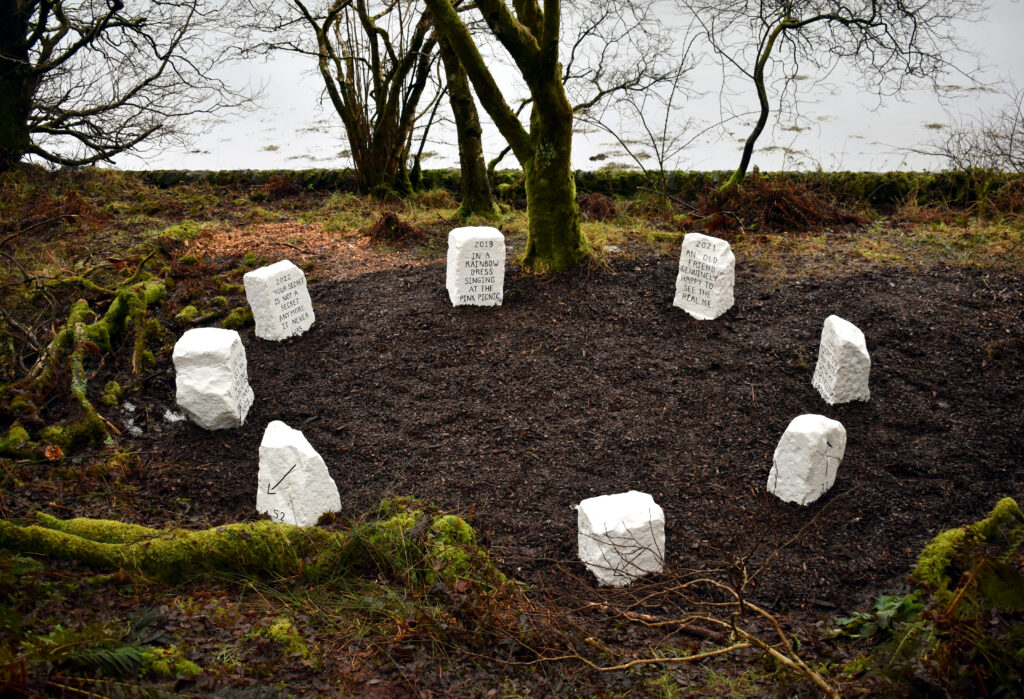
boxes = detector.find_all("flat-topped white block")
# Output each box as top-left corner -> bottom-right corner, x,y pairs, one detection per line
577,490 -> 665,586
673,233 -> 735,320
446,227 -> 504,306
812,315 -> 870,404
172,328 -> 253,430
256,420 -> 341,527
767,414 -> 847,505
243,259 -> 315,340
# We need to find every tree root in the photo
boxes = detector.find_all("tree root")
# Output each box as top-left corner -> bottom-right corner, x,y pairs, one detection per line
0,503 -> 502,590
2,280 -> 166,457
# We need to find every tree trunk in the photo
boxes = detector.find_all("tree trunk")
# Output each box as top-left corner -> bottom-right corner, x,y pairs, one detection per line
0,4 -> 35,170
521,88 -> 588,272
438,38 -> 497,219
723,22 -> 785,190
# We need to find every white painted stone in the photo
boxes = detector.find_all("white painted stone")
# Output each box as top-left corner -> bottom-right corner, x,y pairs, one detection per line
256,420 -> 341,526
576,490 -> 665,586
243,259 -> 315,340
446,227 -> 505,306
767,414 -> 847,506
172,328 -> 253,430
673,233 -> 735,320
812,315 -> 871,404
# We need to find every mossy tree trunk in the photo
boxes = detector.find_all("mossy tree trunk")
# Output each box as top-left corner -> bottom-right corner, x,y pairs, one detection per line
437,38 -> 498,219
0,3 -> 35,170
424,0 -> 590,272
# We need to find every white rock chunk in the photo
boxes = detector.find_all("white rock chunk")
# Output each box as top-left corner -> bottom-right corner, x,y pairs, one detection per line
673,233 -> 735,320
577,490 -> 665,586
256,420 -> 341,527
446,227 -> 505,306
243,259 -> 315,340
767,414 -> 847,505
172,328 -> 254,430
812,315 -> 871,404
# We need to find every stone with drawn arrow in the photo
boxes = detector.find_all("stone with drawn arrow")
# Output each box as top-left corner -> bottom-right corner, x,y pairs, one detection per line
256,420 -> 340,526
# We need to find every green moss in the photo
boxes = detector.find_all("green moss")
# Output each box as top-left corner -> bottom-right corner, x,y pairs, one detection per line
1,423 -> 30,450
221,307 -> 253,329
175,305 -> 199,322
155,221 -> 204,241
100,381 -> 122,407
912,497 -> 1024,600
140,646 -> 201,678
248,617 -> 310,658
178,254 -> 198,266
432,514 -> 476,547
10,397 -> 34,415
210,295 -> 229,309
219,283 -> 244,295
38,425 -> 72,450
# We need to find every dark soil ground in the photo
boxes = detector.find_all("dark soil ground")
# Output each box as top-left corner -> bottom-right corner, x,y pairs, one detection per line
106,255 -> 1024,623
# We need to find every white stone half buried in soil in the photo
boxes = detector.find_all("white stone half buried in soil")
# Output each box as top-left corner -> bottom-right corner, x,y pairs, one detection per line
767,414 -> 847,506
812,315 -> 871,404
673,232 -> 735,320
256,420 -> 341,527
576,490 -> 665,587
172,328 -> 254,430
243,259 -> 315,340
446,227 -> 505,306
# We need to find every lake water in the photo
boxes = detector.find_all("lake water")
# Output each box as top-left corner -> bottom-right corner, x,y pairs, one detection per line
114,1 -> 1024,174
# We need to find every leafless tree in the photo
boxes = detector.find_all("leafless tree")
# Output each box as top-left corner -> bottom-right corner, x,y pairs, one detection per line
237,0 -> 440,193
925,85 -> 1024,173
678,0 -> 983,188
0,0 -> 253,170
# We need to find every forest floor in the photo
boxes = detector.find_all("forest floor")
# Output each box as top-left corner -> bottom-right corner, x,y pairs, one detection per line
1,168 -> 1022,697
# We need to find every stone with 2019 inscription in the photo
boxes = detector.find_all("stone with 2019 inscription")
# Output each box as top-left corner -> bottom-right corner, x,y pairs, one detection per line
243,259 -> 315,340
256,420 -> 341,527
673,233 -> 735,320
446,227 -> 504,306
172,327 -> 254,430
812,315 -> 871,404
767,414 -> 847,505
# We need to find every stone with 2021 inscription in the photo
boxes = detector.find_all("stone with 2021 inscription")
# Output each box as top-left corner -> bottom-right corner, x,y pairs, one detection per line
256,420 -> 341,527
673,233 -> 735,320
172,327 -> 254,430
243,259 -> 315,340
446,227 -> 504,306
812,315 -> 871,404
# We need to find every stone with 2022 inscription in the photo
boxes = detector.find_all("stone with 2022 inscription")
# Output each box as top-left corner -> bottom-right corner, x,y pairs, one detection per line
256,420 -> 341,527
673,233 -> 735,320
446,227 -> 504,306
243,259 -> 315,340
812,315 -> 871,404
172,327 -> 254,430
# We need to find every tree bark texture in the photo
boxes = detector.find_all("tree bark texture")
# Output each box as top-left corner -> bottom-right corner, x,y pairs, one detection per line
0,3 -> 35,169
424,0 -> 589,271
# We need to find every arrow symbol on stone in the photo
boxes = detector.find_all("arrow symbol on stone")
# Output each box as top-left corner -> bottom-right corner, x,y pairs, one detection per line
266,464 -> 297,495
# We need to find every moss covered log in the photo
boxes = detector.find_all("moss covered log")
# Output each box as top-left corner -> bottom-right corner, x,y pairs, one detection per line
2,280 -> 166,457
0,501 -> 503,589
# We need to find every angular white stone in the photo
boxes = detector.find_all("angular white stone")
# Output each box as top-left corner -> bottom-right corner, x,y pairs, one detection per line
767,414 -> 847,506
812,315 -> 871,404
256,420 -> 341,527
243,259 -> 315,340
446,227 -> 505,306
577,490 -> 665,586
673,233 -> 735,320
172,328 -> 254,430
